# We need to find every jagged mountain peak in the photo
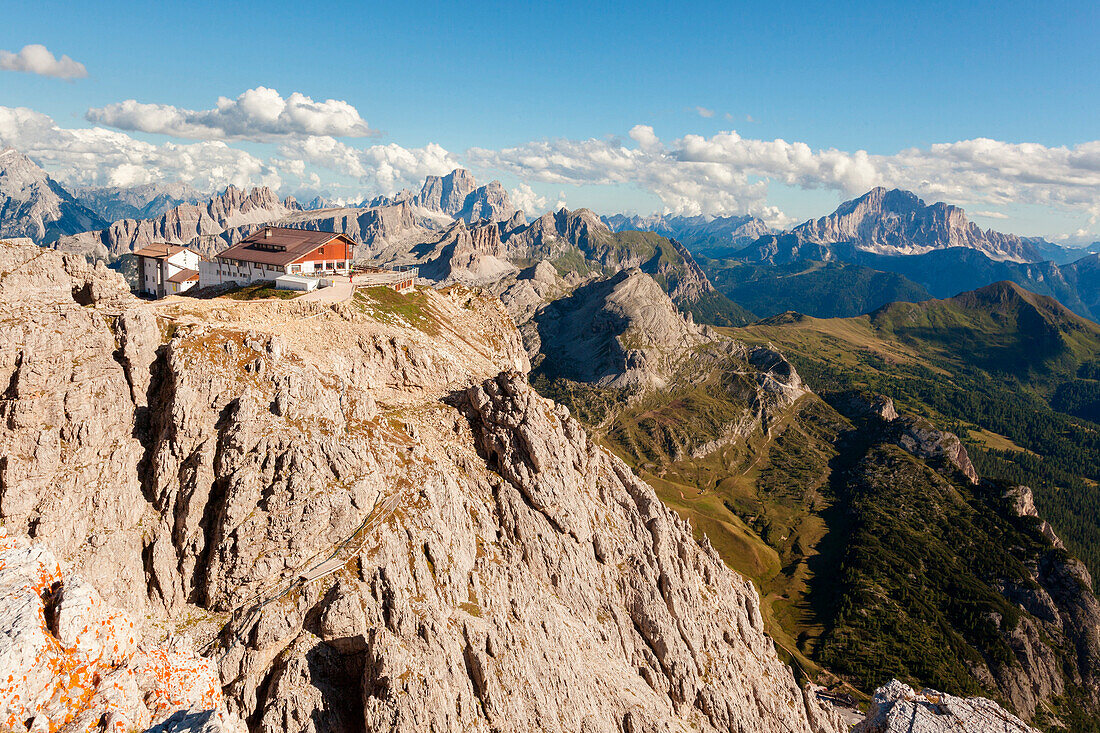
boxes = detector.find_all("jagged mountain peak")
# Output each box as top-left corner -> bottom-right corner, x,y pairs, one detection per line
833,186 -> 924,217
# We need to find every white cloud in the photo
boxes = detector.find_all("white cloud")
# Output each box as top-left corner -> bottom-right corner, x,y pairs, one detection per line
86,87 -> 376,141
277,136 -> 460,195
695,106 -> 715,118
0,106 -> 279,190
467,130 -> 787,221
471,126 -> 1100,231
508,183 -> 547,215
0,45 -> 87,80
4,99 -> 1100,240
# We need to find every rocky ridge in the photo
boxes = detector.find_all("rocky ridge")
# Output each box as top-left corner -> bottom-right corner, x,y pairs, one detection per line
54,185 -> 294,259
52,168 -> 520,262
371,168 -> 518,223
0,239 -> 846,733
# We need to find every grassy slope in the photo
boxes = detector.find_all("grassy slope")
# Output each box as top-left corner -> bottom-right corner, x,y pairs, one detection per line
537,281 -> 1100,722
727,282 -> 1100,578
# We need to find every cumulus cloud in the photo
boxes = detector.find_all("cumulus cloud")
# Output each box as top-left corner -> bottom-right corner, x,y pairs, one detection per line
86,87 -> 376,141
467,129 -> 787,221
0,106 -> 279,190
471,126 -> 1100,228
695,106 -> 715,118
277,136 -> 460,194
508,183 -> 547,215
0,44 -> 87,79
5,98 -> 1100,239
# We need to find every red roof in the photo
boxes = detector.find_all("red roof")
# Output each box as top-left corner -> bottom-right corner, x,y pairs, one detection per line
215,226 -> 354,267
167,268 -> 200,283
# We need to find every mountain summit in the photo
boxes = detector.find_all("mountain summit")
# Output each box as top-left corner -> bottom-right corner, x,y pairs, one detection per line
742,187 -> 1045,264
0,148 -> 106,243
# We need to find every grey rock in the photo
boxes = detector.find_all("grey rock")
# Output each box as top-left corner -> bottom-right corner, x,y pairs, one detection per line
854,679 -> 1039,732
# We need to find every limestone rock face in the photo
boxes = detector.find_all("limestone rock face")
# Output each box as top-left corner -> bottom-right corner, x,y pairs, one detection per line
0,242 -> 155,610
532,268 -> 707,388
54,185 -> 291,259
414,168 -> 477,216
854,680 -> 1039,732
894,416 -> 979,484
0,238 -> 848,733
457,179 -> 517,223
215,372 -> 845,733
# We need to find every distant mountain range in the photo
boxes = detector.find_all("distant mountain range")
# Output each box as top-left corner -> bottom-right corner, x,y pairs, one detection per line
6,146 -> 1100,324
0,148 -> 106,243
72,182 -> 208,222
602,213 -> 773,256
738,187 -> 1048,263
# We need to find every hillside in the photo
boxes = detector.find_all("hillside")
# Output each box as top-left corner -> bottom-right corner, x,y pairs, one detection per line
0,239 -> 848,733
532,280 -> 1100,726
703,259 -> 932,318
730,283 -> 1100,578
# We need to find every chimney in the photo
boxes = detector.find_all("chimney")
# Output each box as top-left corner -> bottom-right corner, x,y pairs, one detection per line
264,227 -> 272,238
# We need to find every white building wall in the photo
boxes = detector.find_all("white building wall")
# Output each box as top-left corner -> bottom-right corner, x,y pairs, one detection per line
140,249 -> 205,298
199,259 -> 289,289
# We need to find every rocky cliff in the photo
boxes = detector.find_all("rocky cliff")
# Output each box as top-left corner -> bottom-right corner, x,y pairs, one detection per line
373,168 -> 518,223
0,239 -> 845,733
853,680 -> 1039,733
0,148 -> 106,244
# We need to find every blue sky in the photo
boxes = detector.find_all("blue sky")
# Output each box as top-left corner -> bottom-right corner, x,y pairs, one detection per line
2,0 -> 1099,240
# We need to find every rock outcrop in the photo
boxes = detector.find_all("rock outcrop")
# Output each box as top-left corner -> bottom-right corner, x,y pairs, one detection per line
0,529 -> 242,732
854,680 -> 1039,732
0,148 -> 106,244
532,268 -> 707,388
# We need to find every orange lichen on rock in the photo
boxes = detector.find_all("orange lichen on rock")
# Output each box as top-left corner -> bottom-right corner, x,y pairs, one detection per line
0,529 -> 239,732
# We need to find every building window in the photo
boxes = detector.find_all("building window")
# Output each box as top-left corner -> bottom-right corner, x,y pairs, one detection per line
290,265 -> 301,274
